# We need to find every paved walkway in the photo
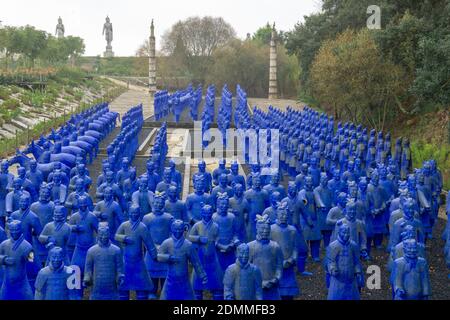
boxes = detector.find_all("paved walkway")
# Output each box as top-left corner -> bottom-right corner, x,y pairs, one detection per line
109,89 -> 154,120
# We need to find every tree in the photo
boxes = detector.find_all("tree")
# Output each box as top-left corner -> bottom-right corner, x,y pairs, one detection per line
310,29 -> 404,131
253,22 -> 287,46
161,16 -> 236,57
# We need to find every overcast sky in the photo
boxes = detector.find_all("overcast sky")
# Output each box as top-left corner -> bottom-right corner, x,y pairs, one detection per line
1,0 -> 321,56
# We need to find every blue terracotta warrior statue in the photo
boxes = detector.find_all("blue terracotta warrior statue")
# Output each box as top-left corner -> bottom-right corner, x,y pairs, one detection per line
213,193 -> 240,272
227,161 -> 246,189
331,200 -> 368,260
156,167 -> 175,194
244,174 -> 270,240
69,195 -> 99,299
416,171 -> 433,240
141,160 -> 161,193
211,174 -> 234,210
84,224 -> 124,300
213,159 -> 230,186
142,193 -> 174,299
229,183 -> 249,242
39,205 -> 71,265
393,239 -> 430,300
5,178 -> 30,217
223,243 -> 263,300
65,178 -> 94,215
263,191 -> 282,224
168,159 -> 182,196
93,187 -> 125,240
165,185 -> 187,222
69,164 -> 92,192
96,171 -> 123,206
314,173 -> 334,247
186,176 -> 210,225
30,185 -> 55,263
131,177 -> 154,219
188,204 -> 224,300
263,171 -> 286,199
158,220 -> 207,300
48,171 -> 67,204
10,193 -> 43,286
193,160 -> 212,193
0,160 -> 14,227
26,160 -> 44,200
326,223 -> 364,300
270,202 -> 300,300
282,182 -> 310,276
248,215 -> 283,300
389,198 -> 424,250
116,157 -> 132,190
96,160 -> 111,188
0,220 -> 34,300
367,170 -> 387,249
17,166 -> 38,202
115,206 -> 157,300
34,247 -> 75,300
298,176 -> 322,262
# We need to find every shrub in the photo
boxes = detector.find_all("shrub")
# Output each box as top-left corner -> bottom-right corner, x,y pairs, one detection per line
0,87 -> 11,100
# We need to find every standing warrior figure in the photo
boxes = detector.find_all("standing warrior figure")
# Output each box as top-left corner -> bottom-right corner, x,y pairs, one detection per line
270,202 -> 300,300
84,224 -> 124,300
165,185 -> 188,222
248,215 -> 283,300
34,247 -> 74,300
186,176 -> 211,225
55,17 -> 65,38
0,220 -> 34,300
93,187 -> 125,241
189,205 -> 224,300
0,160 -> 14,227
157,220 -> 207,300
393,239 -> 431,300
115,206 -> 157,300
326,223 -> 364,300
142,192 -> 174,299
223,243 -> 263,300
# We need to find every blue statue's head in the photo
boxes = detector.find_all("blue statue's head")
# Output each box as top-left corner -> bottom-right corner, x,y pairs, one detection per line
217,192 -> 229,214
345,199 -> 357,221
233,183 -> 244,198
9,220 -> 22,241
171,219 -> 187,240
337,222 -> 350,244
54,206 -> 67,223
320,173 -> 328,187
236,243 -> 250,266
403,198 -> 415,220
49,247 -> 64,270
403,238 -> 418,260
129,205 -> 141,222
256,215 -> 271,241
98,223 -> 110,246
276,202 -> 289,226
19,194 -> 31,211
337,192 -> 347,207
201,204 -> 213,223
154,192 -> 166,213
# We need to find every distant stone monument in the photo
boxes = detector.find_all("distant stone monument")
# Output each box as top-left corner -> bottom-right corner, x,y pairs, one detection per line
149,19 -> 157,96
102,16 -> 114,58
268,23 -> 278,100
55,17 -> 65,38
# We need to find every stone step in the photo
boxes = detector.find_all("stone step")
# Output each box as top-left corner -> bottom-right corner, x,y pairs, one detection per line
11,119 -> 28,130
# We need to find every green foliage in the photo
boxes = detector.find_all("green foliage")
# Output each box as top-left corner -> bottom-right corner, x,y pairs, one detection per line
0,86 -> 11,100
1,98 -> 20,110
286,0 -> 450,122
411,141 -> 450,189
310,29 -> 404,130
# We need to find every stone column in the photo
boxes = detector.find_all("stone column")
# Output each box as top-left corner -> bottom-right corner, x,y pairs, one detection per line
268,23 -> 278,100
149,19 -> 157,96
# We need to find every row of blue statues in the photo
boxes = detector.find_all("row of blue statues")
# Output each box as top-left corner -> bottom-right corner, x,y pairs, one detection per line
0,82 -> 448,300
154,84 -> 202,123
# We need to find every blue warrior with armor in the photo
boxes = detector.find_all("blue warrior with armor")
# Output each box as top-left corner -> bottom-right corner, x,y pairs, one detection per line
326,222 -> 364,300
244,174 -> 270,241
189,204 -> 224,300
314,173 -> 334,247
248,215 -> 283,300
270,202 -> 300,300
186,176 -> 211,225
143,192 -> 174,299
165,185 -> 187,222
223,243 -> 263,300
115,205 -> 157,300
93,187 -> 125,241
131,176 -> 154,219
158,220 -> 207,300
34,247 -> 75,300
84,224 -> 124,300
0,220 -> 34,300
213,193 -> 240,272
229,183 -> 249,242
38,205 -> 71,265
